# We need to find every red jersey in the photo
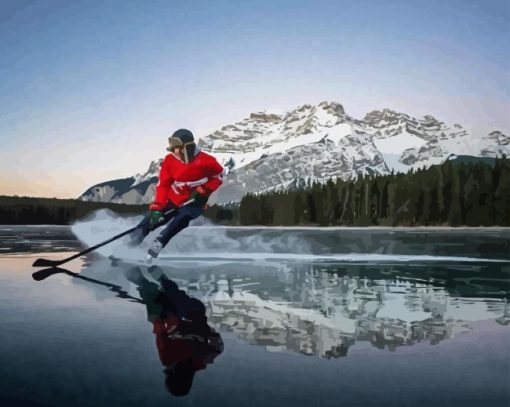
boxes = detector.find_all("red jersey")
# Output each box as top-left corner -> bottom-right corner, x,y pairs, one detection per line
150,151 -> 223,210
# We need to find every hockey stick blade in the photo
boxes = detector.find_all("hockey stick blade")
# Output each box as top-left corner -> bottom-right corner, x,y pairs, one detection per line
32,258 -> 63,268
32,267 -> 67,281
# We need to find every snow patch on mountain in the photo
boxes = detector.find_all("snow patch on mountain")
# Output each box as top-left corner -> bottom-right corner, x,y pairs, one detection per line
373,133 -> 427,155
380,153 -> 411,174
325,123 -> 352,145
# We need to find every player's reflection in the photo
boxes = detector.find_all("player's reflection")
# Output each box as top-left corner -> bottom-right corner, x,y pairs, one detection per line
125,267 -> 223,396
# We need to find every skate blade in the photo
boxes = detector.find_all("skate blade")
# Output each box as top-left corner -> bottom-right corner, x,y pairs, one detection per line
145,254 -> 154,265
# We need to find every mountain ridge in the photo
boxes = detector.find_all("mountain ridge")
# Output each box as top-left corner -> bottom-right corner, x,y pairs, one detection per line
79,101 -> 509,205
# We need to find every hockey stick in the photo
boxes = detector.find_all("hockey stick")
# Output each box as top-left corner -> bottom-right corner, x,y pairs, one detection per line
32,267 -> 144,303
32,198 -> 195,268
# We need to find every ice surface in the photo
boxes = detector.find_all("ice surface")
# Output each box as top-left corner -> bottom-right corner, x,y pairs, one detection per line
156,252 -> 504,263
70,210 -> 506,265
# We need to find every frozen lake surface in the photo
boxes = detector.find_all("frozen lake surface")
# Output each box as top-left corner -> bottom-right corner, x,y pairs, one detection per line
0,225 -> 509,406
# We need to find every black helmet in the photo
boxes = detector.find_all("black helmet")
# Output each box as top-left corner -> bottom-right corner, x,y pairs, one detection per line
167,129 -> 197,163
164,361 -> 195,396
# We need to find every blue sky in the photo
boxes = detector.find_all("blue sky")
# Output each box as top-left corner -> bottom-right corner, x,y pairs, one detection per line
0,0 -> 509,197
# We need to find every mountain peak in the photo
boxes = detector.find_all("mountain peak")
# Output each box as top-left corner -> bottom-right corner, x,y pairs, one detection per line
318,101 -> 345,115
249,112 -> 282,123
363,109 -> 404,127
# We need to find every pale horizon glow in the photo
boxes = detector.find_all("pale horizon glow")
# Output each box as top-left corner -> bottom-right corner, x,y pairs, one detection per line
1,0 -> 509,198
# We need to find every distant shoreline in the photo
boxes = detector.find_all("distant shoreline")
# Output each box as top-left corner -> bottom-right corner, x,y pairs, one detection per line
1,224 -> 509,231
190,225 -> 510,230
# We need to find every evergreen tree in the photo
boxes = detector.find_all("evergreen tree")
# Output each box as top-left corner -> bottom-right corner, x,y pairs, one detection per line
233,158 -> 509,227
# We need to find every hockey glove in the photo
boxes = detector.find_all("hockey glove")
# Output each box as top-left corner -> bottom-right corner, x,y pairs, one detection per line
149,210 -> 164,228
191,186 -> 209,207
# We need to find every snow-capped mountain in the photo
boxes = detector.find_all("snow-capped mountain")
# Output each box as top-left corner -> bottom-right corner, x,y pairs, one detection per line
79,101 -> 509,205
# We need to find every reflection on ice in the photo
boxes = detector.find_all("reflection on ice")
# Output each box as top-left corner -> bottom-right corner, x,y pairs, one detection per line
73,258 -> 509,359
32,264 -> 224,398
125,268 -> 223,397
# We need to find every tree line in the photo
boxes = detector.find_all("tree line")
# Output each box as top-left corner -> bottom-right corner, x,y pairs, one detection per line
2,156 -> 508,227
0,196 -> 146,225
235,156 -> 510,227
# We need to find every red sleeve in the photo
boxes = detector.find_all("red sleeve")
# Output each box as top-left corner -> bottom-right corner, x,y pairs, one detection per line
202,155 -> 224,193
150,157 -> 173,210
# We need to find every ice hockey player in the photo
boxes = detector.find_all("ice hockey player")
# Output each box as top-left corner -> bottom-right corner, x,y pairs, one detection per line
132,128 -> 223,261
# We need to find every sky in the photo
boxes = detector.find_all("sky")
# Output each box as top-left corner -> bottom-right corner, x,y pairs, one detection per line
0,0 -> 509,198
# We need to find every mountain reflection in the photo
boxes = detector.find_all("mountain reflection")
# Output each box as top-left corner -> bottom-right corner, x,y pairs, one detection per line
73,260 -> 508,359
203,275 -> 459,356
183,263 -> 508,357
